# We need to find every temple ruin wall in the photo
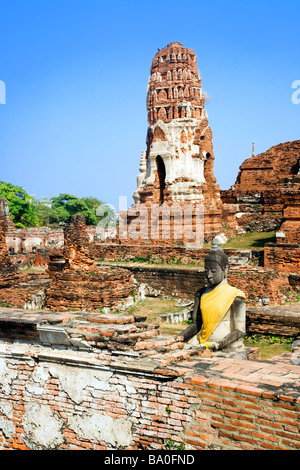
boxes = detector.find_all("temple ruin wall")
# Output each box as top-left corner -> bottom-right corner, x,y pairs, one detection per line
0,341 -> 299,451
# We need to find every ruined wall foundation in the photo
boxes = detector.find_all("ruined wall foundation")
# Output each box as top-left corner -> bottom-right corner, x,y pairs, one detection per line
0,335 -> 299,451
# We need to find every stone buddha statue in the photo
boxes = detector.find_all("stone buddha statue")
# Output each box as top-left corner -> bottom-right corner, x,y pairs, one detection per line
178,245 -> 248,359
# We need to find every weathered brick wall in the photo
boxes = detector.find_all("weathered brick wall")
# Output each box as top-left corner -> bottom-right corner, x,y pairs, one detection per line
93,243 -> 263,267
246,303 -> 300,337
6,228 -> 64,254
0,342 -> 299,450
116,264 -> 295,306
124,265 -> 206,299
0,274 -> 50,309
5,226 -> 97,254
183,364 -> 300,450
227,268 -> 293,305
264,244 -> 300,273
279,200 -> 300,244
0,259 -> 295,311
10,250 -> 50,268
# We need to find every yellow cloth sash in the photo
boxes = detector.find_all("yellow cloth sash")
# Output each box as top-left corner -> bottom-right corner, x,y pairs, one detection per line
199,283 -> 245,345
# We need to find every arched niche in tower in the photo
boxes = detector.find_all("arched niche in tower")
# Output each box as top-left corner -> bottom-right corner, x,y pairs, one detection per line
158,89 -> 167,101
167,107 -> 173,119
180,130 -> 187,143
195,108 -> 201,119
157,107 -> 167,122
156,156 -> 166,205
153,124 -> 167,142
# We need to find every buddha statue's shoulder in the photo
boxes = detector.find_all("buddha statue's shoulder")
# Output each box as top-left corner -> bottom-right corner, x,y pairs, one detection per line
195,286 -> 208,298
231,286 -> 246,300
219,283 -> 246,298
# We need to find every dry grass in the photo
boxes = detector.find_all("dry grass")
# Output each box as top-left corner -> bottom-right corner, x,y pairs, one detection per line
204,232 -> 276,251
125,297 -> 190,336
19,266 -> 46,273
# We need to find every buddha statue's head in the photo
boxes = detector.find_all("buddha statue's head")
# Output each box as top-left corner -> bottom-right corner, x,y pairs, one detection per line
204,246 -> 229,287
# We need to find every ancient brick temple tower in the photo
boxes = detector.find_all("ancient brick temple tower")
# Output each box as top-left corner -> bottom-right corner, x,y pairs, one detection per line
130,42 -> 223,243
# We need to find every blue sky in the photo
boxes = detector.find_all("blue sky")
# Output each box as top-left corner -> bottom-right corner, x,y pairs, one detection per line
0,0 -> 299,211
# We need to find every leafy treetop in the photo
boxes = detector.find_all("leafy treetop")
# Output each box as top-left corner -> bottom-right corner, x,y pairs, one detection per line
0,181 -> 111,228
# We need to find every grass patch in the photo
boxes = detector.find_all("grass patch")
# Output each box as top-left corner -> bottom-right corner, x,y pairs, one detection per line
245,334 -> 293,360
125,297 -> 190,336
204,232 -> 276,251
224,232 -> 276,250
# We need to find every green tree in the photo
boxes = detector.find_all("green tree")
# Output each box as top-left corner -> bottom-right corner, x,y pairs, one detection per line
81,196 -> 104,211
82,197 -> 117,226
31,199 -> 67,228
50,193 -> 99,225
0,182 -> 110,228
0,181 -> 38,227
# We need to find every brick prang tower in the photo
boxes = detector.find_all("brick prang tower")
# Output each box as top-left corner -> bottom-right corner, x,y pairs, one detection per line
132,42 -> 223,241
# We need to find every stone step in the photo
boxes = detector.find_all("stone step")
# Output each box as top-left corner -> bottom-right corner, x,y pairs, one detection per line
133,335 -> 179,352
65,322 -> 138,342
138,341 -> 186,357
87,313 -> 136,324
53,316 -> 162,350
113,329 -> 160,345
148,348 -> 200,367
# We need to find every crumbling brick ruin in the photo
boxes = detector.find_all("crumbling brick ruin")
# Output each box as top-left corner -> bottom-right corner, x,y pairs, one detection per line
220,140 -> 300,276
0,42 -> 299,452
0,211 -> 18,281
0,198 -> 15,233
0,203 -> 50,309
0,195 -> 298,450
0,205 -> 27,292
0,302 -> 298,450
44,214 -> 136,312
221,140 -> 300,236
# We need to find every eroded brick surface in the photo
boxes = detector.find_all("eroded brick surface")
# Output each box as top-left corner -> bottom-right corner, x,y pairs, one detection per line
44,214 -> 136,312
0,308 -> 298,451
123,42 -> 225,244
221,140 -> 300,241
